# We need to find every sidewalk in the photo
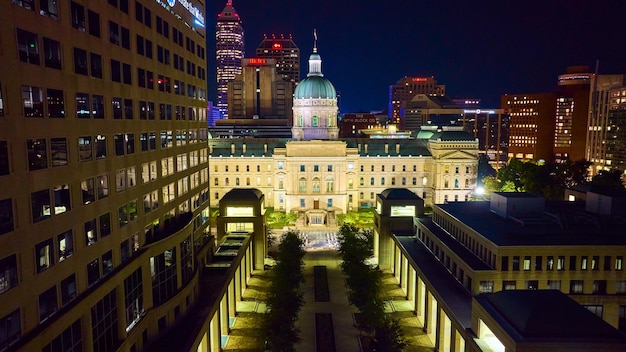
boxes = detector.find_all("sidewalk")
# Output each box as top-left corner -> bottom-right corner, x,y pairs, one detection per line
296,250 -> 361,352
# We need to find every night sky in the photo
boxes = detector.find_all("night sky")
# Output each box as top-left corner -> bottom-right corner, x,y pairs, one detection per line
207,1 -> 626,113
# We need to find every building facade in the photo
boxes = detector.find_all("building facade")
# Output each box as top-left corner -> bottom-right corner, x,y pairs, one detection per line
215,0 -> 244,119
374,190 -> 626,351
606,87 -> 626,176
226,58 -> 293,122
255,35 -> 300,85
0,0 -> 211,351
501,93 -> 556,162
587,75 -> 625,174
389,76 -> 445,128
554,67 -> 593,162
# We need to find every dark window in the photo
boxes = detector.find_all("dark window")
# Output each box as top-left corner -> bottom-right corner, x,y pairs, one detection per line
109,21 -> 119,45
87,258 -> 100,286
27,138 -> 47,170
0,309 -> 21,351
90,53 -> 103,78
100,212 -> 111,237
137,68 -> 145,88
535,256 -> 543,271
570,256 -> 576,270
151,248 -> 177,305
163,20 -> 169,38
0,254 -> 18,293
91,290 -> 118,352
41,319 -> 81,352
92,95 -> 104,119
76,93 -> 89,118
43,37 -> 61,69
87,10 -> 100,37
135,2 -> 143,22
39,0 -> 59,18
136,35 -> 144,56
512,256 -> 520,271
143,7 -> 151,27
593,280 -> 607,294
71,2 -> 86,30
50,137 -> 68,166
102,250 -> 113,276
121,27 -> 130,49
35,238 -> 54,272
120,0 -> 128,13
146,71 -> 154,89
124,268 -> 144,330
46,88 -> 64,118
122,63 -> 131,85
60,274 -> 77,306
123,99 -> 133,119
39,286 -> 58,322
58,230 -> 73,261
145,39 -> 152,59
0,84 -> 4,116
114,134 -> 124,156
112,97 -> 122,119
0,198 -> 13,235
501,256 -> 508,271
73,47 -> 88,75
111,60 -> 121,82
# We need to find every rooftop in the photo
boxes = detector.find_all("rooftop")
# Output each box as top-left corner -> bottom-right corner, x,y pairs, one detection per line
437,201 -> 626,246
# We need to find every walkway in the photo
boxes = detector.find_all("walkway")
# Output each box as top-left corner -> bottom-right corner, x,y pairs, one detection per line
223,237 -> 435,351
296,250 -> 360,352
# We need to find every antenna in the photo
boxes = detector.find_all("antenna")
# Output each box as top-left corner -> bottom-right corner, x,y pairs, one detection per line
313,28 -> 318,53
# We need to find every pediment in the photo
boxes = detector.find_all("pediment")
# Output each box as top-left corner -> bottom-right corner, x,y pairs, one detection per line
439,150 -> 476,160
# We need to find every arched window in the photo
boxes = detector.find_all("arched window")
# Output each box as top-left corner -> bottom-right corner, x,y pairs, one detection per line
370,177 -> 375,186
326,176 -> 334,192
312,177 -> 321,193
298,116 -> 303,126
298,177 -> 307,193
225,177 -> 229,186
454,179 -> 459,188
444,179 -> 449,188
214,178 -> 219,186
278,179 -> 284,189
381,177 -> 385,186
235,177 -> 240,186
246,177 -> 251,186
312,115 -> 319,127
360,177 -> 364,186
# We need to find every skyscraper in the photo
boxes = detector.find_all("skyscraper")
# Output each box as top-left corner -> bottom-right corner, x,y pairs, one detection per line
554,66 -> 593,162
256,34 -> 301,84
502,93 -> 556,162
389,76 -> 445,128
0,0 -> 211,350
216,0 -> 244,119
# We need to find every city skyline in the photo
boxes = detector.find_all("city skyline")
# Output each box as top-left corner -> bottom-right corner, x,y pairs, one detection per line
208,1 -> 626,112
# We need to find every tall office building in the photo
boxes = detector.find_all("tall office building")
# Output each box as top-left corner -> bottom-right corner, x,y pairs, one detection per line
256,35 -> 301,84
227,58 -> 293,121
0,0 -> 212,351
606,87 -> 626,175
587,74 -> 625,173
389,76 -> 445,128
554,66 -> 593,162
216,0 -> 244,119
501,93 -> 556,162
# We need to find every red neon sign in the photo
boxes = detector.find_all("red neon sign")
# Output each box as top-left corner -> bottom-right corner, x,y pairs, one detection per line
272,43 -> 282,49
411,78 -> 428,82
248,58 -> 267,65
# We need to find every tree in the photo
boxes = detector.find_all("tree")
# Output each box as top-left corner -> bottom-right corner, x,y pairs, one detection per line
591,169 -> 625,192
477,154 -> 496,185
482,175 -> 501,194
369,318 -> 408,352
264,231 -> 306,352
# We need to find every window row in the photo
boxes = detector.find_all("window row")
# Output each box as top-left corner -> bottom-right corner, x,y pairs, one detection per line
480,279 -> 623,295
501,255 -> 624,272
359,163 -> 431,173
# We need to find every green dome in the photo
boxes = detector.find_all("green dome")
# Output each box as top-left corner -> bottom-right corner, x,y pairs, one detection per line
294,76 -> 337,99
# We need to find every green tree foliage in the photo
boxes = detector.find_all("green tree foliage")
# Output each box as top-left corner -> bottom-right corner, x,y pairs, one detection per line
482,176 -> 501,195
337,224 -> 405,348
369,319 -> 408,352
264,231 -> 306,352
591,170 -> 625,192
492,158 -> 592,200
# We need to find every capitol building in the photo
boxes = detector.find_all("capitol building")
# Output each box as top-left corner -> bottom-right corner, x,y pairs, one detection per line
209,43 -> 480,225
